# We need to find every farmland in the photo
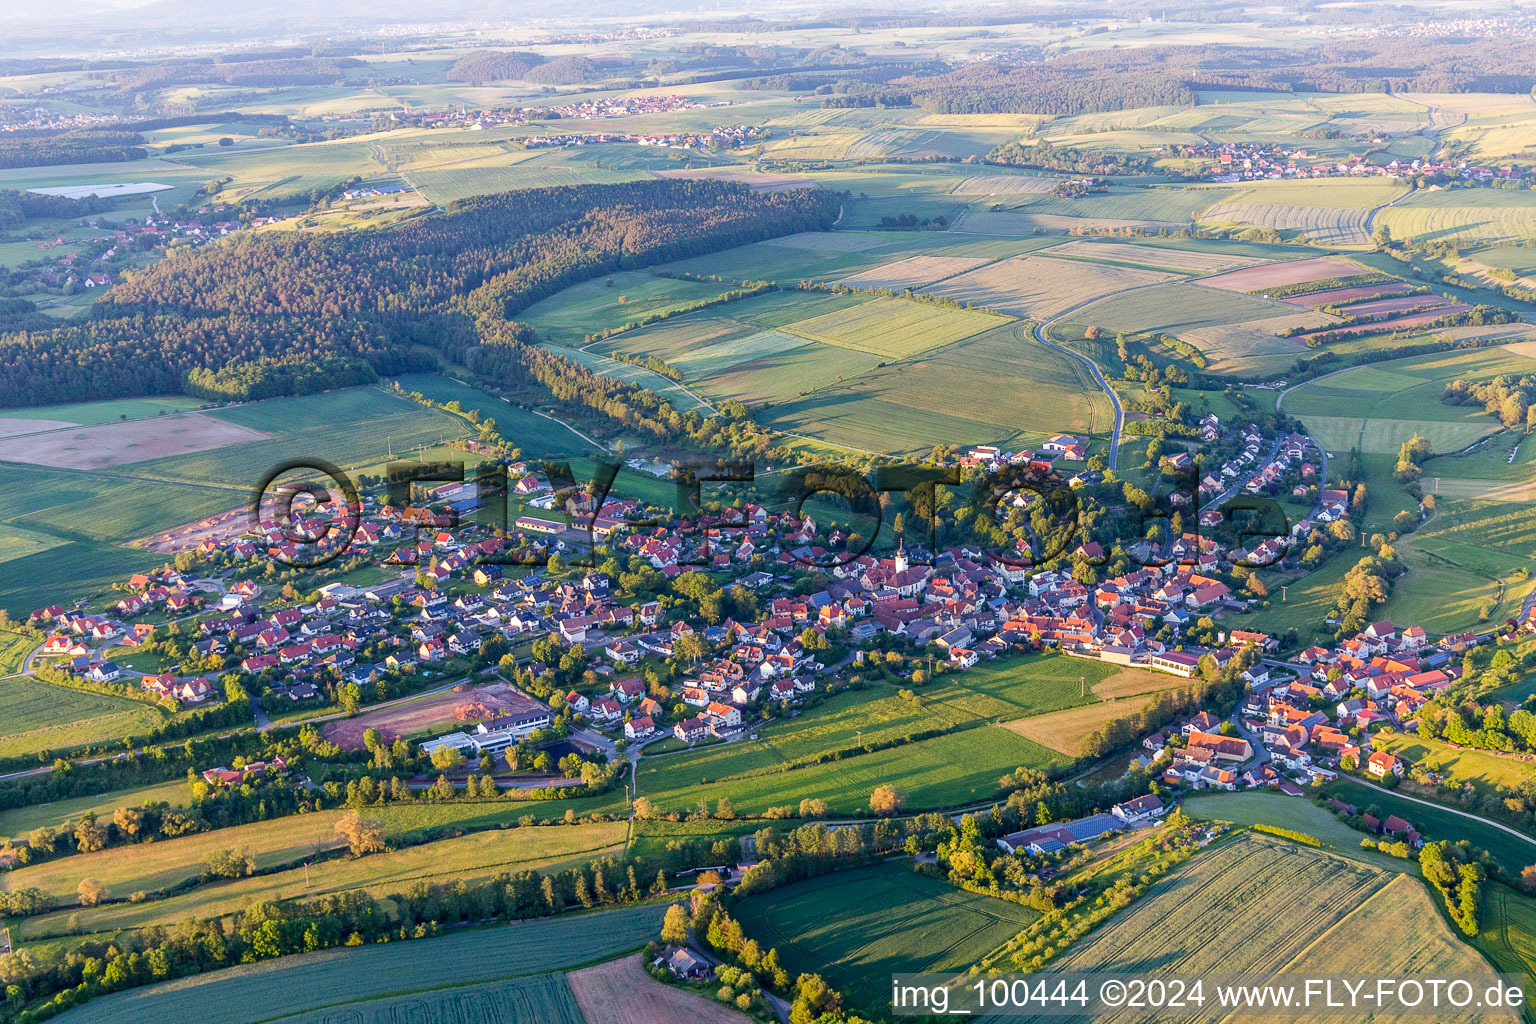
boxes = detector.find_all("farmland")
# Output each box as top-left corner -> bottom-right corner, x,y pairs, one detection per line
51,903 -> 668,1024
0,675 -> 166,760
734,860 -> 1038,1012
778,296 -> 1005,359
1182,791 -> 1414,867
569,954 -> 752,1024
0,778 -> 190,838
1369,734 -> 1536,796
1326,778 -> 1536,872
1036,833 -> 1505,1023
1379,187 -> 1536,244
1281,347 -> 1536,454
920,254 -> 1176,320
17,821 -> 629,940
261,973 -> 584,1024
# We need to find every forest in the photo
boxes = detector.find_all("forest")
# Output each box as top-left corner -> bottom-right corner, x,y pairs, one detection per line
0,180 -> 840,406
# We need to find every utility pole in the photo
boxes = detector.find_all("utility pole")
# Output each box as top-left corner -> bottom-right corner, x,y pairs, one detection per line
1281,585 -> 1288,603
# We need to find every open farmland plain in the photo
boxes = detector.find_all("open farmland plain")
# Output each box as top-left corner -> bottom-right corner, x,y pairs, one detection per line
1026,833 -> 1510,1024
50,903 -> 668,1024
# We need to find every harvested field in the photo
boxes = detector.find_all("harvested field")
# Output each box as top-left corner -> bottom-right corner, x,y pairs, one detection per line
948,175 -> 1060,195
1047,239 -> 1266,274
1198,256 -> 1362,293
1431,478 -> 1536,502
136,503 -> 248,554
921,254 -> 1175,320
1002,695 -> 1157,756
1343,295 -> 1456,317
651,167 -> 815,192
0,413 -> 268,470
834,255 -> 992,290
953,209 -> 1186,234
1180,314 -> 1331,375
1090,666 -> 1197,699
322,683 -> 545,750
1282,282 -> 1415,306
1201,200 -> 1371,245
568,954 -> 751,1024
0,417 -> 77,439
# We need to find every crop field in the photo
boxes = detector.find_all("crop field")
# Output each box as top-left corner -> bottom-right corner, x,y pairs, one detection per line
1071,281 -> 1327,336
1282,347 -> 1536,453
0,676 -> 166,760
1477,884 -> 1536,1009
735,861 -> 1038,1012
922,254 -> 1176,320
384,373 -> 590,458
52,903 -> 668,1024
520,272 -> 733,348
0,396 -> 206,426
569,955 -> 750,1024
262,973 -> 584,1024
1379,187 -> 1536,244
1045,239 -> 1267,274
1036,833 -> 1503,1023
1202,199 -> 1373,244
1199,255 -> 1364,293
949,175 -> 1060,195
0,778 -> 190,839
0,626 -> 36,675
1001,695 -> 1159,755
1177,315 -> 1326,376
779,296 -> 1005,358
638,724 -> 1062,816
0,412 -> 269,470
1287,281 -> 1416,307
706,343 -> 880,408
757,320 -> 1107,453
833,255 -> 993,290
135,387 -> 472,488
18,821 -> 629,940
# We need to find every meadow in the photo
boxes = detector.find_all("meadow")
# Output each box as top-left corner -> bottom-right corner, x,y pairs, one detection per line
0,778 -> 191,839
51,903 -> 668,1024
18,821 -> 629,940
1281,347 -> 1536,455
1325,778 -> 1536,869
734,860 -> 1037,1012
520,272 -> 736,348
1182,790 -> 1415,868
1368,734 -> 1536,796
0,675 -> 167,760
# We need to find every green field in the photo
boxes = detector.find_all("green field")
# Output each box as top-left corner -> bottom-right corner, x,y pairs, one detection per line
520,272 -> 737,348
52,902 -> 667,1024
1325,778 -> 1536,870
0,778 -> 191,839
756,320 -> 1107,455
0,676 -> 167,760
1283,347 -> 1536,454
1040,832 -> 1500,1021
1477,884 -> 1536,1011
18,821 -> 628,940
779,295 -> 1007,359
0,396 -> 207,426
1182,791 -> 1413,870
265,973 -> 582,1024
734,860 -> 1038,1012
385,373 -> 591,457
1369,734 -> 1536,796
1379,187 -> 1536,244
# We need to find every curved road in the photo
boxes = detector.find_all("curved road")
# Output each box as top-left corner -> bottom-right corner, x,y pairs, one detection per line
1349,776 -> 1536,850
